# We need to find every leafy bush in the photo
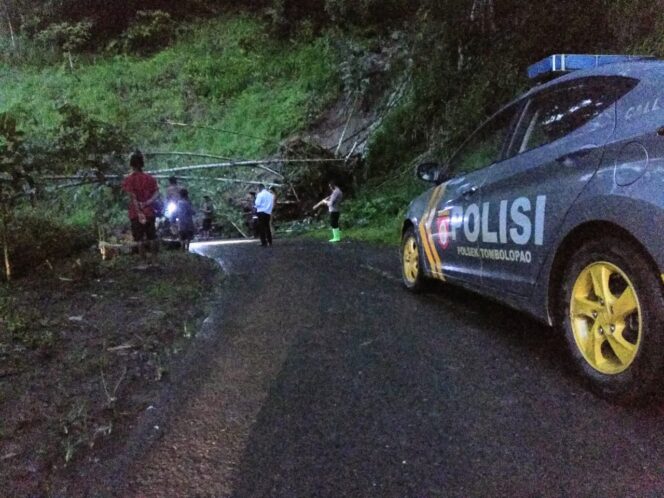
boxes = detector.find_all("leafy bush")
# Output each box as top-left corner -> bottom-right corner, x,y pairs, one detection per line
5,210 -> 96,278
366,98 -> 429,179
52,103 -> 128,175
36,21 -> 93,54
265,0 -> 421,36
121,10 -> 176,55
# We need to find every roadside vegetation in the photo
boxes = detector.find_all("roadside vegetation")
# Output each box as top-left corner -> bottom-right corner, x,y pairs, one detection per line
4,1 -> 663,258
0,251 -> 222,494
0,14 -> 340,278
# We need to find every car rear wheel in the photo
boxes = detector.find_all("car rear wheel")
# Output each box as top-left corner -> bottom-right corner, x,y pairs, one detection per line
401,227 -> 428,292
560,237 -> 664,403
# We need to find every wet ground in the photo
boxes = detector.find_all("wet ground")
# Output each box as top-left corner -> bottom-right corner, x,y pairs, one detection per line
86,239 -> 664,497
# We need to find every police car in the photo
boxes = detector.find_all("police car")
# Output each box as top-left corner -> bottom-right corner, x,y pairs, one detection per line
401,54 -> 664,402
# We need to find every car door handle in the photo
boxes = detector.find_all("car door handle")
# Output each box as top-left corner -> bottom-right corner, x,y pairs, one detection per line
556,145 -> 599,165
461,186 -> 479,197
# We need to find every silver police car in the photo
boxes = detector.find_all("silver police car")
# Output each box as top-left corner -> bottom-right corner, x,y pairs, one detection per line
401,54 -> 664,402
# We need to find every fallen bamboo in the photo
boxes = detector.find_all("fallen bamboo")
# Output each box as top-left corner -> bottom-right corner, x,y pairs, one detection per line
151,158 -> 344,176
41,174 -> 282,187
10,156 -> 345,185
145,151 -> 236,161
163,120 -> 276,144
230,220 -> 249,239
154,175 -> 283,187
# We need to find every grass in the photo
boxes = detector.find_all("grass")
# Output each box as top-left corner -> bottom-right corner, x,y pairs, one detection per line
0,16 -> 340,164
304,220 -> 401,246
301,171 -> 427,246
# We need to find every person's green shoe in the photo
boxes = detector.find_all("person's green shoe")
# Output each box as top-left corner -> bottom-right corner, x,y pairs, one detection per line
329,228 -> 341,243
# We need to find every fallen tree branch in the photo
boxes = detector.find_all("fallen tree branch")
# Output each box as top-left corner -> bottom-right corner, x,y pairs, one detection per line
101,366 -> 127,407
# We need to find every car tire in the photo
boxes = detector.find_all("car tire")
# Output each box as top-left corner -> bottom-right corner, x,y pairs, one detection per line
401,226 -> 429,292
560,236 -> 664,403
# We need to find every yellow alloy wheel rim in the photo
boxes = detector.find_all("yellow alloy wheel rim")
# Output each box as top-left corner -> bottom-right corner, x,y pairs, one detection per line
570,261 -> 642,375
403,235 -> 419,285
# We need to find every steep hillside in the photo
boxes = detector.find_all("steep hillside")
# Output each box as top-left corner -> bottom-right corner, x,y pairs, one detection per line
0,16 -> 339,161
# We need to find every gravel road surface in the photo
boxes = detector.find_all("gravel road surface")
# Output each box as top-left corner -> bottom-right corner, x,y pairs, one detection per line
92,239 -> 664,497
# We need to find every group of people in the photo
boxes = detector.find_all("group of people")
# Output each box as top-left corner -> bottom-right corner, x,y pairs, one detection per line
166,176 -> 216,248
121,150 -> 344,259
121,150 -> 215,257
250,180 -> 343,247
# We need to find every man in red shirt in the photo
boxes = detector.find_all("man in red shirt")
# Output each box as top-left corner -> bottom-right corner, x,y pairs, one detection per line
122,150 -> 160,259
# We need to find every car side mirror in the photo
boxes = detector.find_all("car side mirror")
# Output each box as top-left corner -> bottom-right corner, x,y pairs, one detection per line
416,162 -> 450,184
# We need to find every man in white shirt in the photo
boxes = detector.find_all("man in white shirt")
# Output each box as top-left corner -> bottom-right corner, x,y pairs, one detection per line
254,184 -> 275,247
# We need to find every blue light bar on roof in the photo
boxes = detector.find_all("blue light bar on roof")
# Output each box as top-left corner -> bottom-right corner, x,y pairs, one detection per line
527,54 -> 655,80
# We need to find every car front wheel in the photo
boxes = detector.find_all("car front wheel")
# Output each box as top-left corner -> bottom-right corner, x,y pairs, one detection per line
401,226 -> 428,292
560,237 -> 664,403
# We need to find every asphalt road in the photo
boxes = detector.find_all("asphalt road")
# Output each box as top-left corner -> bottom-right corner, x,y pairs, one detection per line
107,239 -> 664,497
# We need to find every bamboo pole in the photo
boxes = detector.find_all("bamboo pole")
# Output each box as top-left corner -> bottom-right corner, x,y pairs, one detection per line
32,157 -> 345,187
164,120 -> 276,144
145,151 -> 235,162
153,175 -> 282,187
150,158 -> 344,175
1,211 -> 11,281
40,175 -> 283,188
230,221 -> 248,239
335,93 -> 359,156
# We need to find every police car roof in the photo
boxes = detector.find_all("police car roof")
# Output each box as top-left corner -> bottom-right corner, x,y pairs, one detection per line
527,54 -> 655,80
520,58 -> 664,99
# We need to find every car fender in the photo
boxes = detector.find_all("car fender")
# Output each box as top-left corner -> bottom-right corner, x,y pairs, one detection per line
536,193 -> 664,324
402,187 -> 437,275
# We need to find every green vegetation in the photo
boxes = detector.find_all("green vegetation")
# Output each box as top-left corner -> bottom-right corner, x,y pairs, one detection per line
304,173 -> 424,246
5,0 -> 664,260
0,17 -> 339,158
0,15 -> 340,279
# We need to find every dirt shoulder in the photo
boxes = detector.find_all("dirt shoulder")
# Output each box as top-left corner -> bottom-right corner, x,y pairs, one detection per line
0,250 -> 222,497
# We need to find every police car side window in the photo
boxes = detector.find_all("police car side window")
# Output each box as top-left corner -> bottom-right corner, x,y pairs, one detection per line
448,105 -> 520,176
517,78 -> 634,154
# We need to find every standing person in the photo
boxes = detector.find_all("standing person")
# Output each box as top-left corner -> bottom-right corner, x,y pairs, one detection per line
166,176 -> 181,203
314,180 -> 343,243
122,150 -> 160,260
254,184 -> 274,247
269,186 -> 277,240
177,189 -> 196,252
201,195 -> 215,240
248,192 -> 259,237
165,176 -> 181,225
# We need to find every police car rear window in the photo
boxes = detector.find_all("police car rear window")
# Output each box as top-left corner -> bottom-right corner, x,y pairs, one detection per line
514,76 -> 638,154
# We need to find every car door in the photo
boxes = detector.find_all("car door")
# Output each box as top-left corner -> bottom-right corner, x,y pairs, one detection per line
423,103 -> 522,286
478,76 -> 636,295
